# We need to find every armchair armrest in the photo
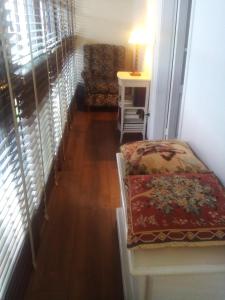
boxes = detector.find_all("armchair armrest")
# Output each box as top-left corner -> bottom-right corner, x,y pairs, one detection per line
81,70 -> 93,92
81,70 -> 92,82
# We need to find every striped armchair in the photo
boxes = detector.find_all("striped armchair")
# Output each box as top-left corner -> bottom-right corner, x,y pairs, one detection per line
82,44 -> 125,108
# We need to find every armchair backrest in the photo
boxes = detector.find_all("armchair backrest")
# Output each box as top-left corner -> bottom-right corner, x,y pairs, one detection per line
83,44 -> 125,80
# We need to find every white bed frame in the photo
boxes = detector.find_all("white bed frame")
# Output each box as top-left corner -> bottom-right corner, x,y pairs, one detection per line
116,153 -> 225,300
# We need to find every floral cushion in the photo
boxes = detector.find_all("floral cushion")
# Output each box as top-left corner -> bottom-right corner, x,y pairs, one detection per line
88,79 -> 118,94
126,173 -> 225,249
121,140 -> 209,175
86,94 -> 118,107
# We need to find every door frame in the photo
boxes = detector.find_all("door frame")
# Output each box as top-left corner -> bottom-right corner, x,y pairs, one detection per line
165,0 -> 192,139
147,0 -> 191,140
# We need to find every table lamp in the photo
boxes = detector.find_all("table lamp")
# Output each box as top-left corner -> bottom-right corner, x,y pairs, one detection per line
128,28 -> 147,76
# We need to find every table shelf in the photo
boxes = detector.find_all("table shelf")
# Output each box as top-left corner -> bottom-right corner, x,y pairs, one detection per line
117,72 -> 150,143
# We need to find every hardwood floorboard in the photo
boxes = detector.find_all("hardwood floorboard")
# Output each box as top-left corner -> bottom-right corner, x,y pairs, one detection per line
25,111 -> 126,300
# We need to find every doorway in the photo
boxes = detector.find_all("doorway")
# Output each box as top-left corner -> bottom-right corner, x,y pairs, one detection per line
147,0 -> 192,140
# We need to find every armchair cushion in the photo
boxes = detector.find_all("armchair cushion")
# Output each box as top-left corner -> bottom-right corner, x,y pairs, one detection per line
86,94 -> 118,107
88,79 -> 118,94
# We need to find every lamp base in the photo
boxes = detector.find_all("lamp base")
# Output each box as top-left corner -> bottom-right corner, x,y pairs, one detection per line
130,71 -> 141,76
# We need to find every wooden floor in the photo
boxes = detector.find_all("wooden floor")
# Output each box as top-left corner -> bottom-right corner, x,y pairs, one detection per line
25,111 -> 129,300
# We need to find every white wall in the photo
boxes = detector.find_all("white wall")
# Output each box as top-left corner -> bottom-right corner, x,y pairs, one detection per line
179,0 -> 225,185
132,0 -> 148,25
75,0 -> 134,82
74,0 -> 154,83
132,0 -> 159,75
75,0 -> 134,45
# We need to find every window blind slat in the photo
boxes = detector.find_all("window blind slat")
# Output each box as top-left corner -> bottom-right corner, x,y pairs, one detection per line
0,49 -> 28,298
0,0 -> 76,297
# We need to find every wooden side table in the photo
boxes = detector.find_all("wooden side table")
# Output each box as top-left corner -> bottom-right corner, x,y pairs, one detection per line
117,71 -> 150,143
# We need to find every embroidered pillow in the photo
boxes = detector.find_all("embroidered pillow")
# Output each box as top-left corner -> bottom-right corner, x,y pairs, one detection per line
126,173 -> 225,249
121,140 -> 209,175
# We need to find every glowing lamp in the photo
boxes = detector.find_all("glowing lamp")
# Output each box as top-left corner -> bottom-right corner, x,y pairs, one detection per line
128,28 -> 147,76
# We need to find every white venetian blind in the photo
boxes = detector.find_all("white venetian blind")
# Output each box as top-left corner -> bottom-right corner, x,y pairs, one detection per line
0,46 -> 28,299
0,0 -> 76,298
4,0 -> 45,217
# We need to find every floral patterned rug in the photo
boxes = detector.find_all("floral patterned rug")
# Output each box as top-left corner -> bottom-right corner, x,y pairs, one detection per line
126,173 -> 225,249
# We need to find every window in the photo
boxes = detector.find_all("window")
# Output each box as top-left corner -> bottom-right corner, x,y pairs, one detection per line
0,47 -> 28,299
0,0 -> 76,298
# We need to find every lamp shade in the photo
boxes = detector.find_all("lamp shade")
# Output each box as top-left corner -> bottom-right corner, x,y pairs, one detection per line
128,27 -> 147,76
128,28 -> 147,45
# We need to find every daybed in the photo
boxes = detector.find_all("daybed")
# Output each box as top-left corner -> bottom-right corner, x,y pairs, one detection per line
116,140 -> 225,300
